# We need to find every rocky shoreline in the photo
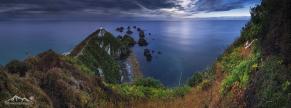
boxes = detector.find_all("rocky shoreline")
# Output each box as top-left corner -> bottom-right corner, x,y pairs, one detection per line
120,52 -> 143,83
127,52 -> 143,80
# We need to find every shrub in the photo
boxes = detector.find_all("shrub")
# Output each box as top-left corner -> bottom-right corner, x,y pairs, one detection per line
172,86 -> 191,97
254,56 -> 291,107
109,83 -> 190,100
188,66 -> 215,87
108,77 -> 191,100
188,72 -> 203,87
121,35 -> 136,47
5,60 -> 29,77
197,79 -> 211,90
219,39 -> 261,94
220,48 -> 260,94
61,56 -> 94,76
133,77 -> 163,88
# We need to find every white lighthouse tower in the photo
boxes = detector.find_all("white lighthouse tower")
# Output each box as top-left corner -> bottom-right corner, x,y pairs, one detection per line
98,27 -> 105,37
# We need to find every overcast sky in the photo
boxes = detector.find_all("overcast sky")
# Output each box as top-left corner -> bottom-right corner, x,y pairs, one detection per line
0,0 -> 260,20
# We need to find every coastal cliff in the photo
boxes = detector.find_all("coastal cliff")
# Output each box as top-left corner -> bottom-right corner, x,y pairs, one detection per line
69,28 -> 130,83
0,0 -> 290,107
0,26 -> 188,108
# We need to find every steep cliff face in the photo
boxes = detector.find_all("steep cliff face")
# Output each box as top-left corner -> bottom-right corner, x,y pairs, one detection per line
245,0 -> 291,107
261,0 -> 291,64
69,29 -> 131,83
185,0 -> 291,107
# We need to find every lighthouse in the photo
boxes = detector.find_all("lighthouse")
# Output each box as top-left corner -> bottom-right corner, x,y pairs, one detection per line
98,27 -> 105,37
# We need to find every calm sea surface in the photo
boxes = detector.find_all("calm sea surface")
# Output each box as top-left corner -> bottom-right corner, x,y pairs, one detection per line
0,20 -> 248,86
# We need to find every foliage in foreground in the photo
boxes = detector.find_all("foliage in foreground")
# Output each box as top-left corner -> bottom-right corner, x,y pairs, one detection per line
220,44 -> 261,94
188,66 -> 215,88
109,78 -> 191,100
250,56 -> 291,107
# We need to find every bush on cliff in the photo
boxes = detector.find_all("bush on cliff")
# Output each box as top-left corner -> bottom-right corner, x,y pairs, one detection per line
133,77 -> 163,88
5,60 -> 29,77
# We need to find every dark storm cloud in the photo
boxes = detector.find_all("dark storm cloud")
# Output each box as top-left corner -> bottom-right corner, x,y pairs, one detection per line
192,0 -> 259,12
0,0 -> 178,14
0,0 -> 260,19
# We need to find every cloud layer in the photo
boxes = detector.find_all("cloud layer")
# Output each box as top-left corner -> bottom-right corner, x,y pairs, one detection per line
192,0 -> 258,12
0,0 -> 260,20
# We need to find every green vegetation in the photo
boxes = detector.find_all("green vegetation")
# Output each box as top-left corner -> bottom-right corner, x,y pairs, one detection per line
252,56 -> 291,107
109,78 -> 190,100
77,42 -> 121,83
220,45 -> 261,94
133,77 -> 163,88
99,32 -> 125,53
71,30 -> 130,83
188,66 -> 215,87
188,0 -> 290,107
61,56 -> 93,76
120,34 -> 136,47
215,0 -> 264,95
